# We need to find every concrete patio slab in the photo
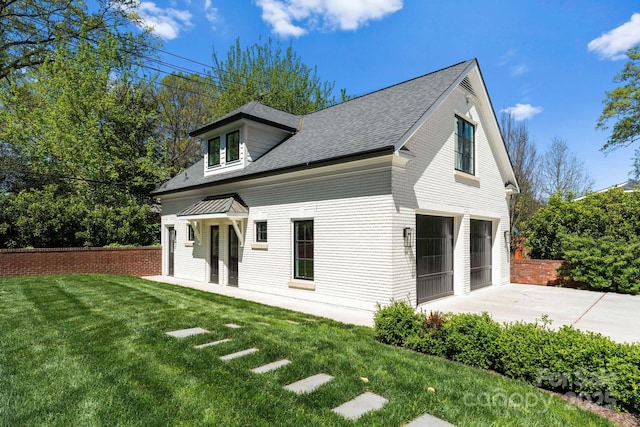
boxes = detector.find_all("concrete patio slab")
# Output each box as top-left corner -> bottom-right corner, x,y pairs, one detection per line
251,359 -> 290,374
573,292 -> 640,343
332,392 -> 388,420
422,284 -> 640,343
405,413 -> 455,427
194,338 -> 231,349
284,373 -> 333,394
165,327 -> 209,338
220,348 -> 258,361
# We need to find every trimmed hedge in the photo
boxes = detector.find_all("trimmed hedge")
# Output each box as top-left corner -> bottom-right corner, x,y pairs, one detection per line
374,301 -> 640,413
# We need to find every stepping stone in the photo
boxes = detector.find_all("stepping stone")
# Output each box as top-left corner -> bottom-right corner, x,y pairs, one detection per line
165,327 -> 209,338
251,359 -> 290,374
257,322 -> 269,326
220,348 -> 258,361
332,392 -> 388,420
284,320 -> 300,325
194,338 -> 232,349
405,413 -> 455,427
225,323 -> 242,329
284,373 -> 333,394
304,318 -> 316,322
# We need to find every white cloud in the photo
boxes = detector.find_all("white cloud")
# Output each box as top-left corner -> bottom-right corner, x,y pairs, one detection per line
136,1 -> 193,40
588,13 -> 640,60
509,63 -> 529,77
256,0 -> 403,37
204,0 -> 219,27
501,104 -> 543,121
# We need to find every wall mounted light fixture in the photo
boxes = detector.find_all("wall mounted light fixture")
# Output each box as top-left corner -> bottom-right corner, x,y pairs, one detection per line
403,227 -> 413,248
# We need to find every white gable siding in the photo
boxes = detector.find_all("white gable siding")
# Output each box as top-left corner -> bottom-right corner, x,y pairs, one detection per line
391,86 -> 511,306
244,122 -> 292,163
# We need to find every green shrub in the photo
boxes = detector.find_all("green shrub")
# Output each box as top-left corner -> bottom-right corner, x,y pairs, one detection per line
373,300 -> 422,346
441,312 -> 501,369
495,320 -> 560,383
404,334 -> 446,357
561,235 -> 640,294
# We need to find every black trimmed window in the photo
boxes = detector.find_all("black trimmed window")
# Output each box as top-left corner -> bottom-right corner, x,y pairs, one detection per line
226,130 -> 240,163
294,220 -> 314,280
455,116 -> 475,175
187,224 -> 195,241
208,137 -> 220,167
256,221 -> 267,242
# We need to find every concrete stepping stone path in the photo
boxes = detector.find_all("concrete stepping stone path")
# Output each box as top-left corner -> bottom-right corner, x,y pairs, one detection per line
284,373 -> 333,394
220,348 -> 258,361
225,323 -> 242,329
194,338 -> 232,349
332,392 -> 388,420
251,359 -> 290,374
284,320 -> 300,325
165,327 -> 209,338
405,413 -> 455,427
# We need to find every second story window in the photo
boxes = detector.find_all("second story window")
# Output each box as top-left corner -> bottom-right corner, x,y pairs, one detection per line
208,137 -> 220,167
226,130 -> 240,163
455,116 -> 475,175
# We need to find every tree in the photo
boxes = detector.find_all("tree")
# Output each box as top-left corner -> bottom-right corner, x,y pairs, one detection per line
0,0 -> 153,81
210,38 -> 341,116
152,73 -> 215,177
500,113 -> 541,252
0,35 -> 165,247
539,138 -> 594,200
597,46 -> 640,151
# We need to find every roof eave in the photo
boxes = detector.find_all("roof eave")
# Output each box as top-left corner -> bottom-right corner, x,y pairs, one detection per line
151,146 -> 395,197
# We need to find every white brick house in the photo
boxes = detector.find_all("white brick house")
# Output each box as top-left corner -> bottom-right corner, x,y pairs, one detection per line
152,59 -> 519,311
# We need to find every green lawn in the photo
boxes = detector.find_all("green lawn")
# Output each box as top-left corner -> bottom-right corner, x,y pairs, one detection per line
0,274 -> 614,426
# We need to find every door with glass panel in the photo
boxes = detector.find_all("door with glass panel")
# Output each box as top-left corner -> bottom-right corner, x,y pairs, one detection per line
416,215 -> 454,304
228,225 -> 239,286
210,225 -> 219,284
470,219 -> 492,290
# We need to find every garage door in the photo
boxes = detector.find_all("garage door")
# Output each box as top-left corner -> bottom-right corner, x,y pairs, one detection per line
416,215 -> 454,304
470,219 -> 492,290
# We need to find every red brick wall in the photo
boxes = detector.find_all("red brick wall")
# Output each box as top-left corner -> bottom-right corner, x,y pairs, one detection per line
510,259 -> 569,285
0,246 -> 161,278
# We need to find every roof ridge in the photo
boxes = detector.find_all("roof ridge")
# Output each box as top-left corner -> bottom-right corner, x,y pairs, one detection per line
306,59 -> 475,116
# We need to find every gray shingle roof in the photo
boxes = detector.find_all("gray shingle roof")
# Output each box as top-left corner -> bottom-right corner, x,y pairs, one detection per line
189,101 -> 300,136
153,60 -> 474,196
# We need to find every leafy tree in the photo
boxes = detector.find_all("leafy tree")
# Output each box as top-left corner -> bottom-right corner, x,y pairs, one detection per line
211,38 -> 341,116
152,73 -> 215,177
525,188 -> 640,293
0,35 -> 164,247
499,113 -> 542,252
597,46 -> 640,151
539,138 -> 593,200
0,0 -> 153,81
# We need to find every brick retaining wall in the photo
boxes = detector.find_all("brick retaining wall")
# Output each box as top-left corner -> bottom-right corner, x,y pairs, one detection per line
0,246 -> 161,278
510,259 -> 569,285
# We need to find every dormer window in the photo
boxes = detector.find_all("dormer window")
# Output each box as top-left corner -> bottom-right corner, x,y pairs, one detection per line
226,130 -> 240,163
208,136 -> 220,167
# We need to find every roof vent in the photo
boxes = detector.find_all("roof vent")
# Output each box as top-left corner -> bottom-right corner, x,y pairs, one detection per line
459,76 -> 476,97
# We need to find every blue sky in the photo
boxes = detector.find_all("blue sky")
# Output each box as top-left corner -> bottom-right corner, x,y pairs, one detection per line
133,0 -> 640,190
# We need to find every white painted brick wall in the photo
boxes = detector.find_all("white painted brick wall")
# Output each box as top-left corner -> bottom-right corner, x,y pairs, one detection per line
391,87 -> 511,306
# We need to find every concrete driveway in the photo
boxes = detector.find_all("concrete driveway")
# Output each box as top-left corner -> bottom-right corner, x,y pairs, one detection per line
421,284 -> 640,344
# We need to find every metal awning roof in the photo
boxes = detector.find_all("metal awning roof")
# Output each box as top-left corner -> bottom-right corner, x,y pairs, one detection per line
177,194 -> 248,218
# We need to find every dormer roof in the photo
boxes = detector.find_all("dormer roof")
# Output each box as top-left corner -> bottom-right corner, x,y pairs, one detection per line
189,101 -> 300,137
